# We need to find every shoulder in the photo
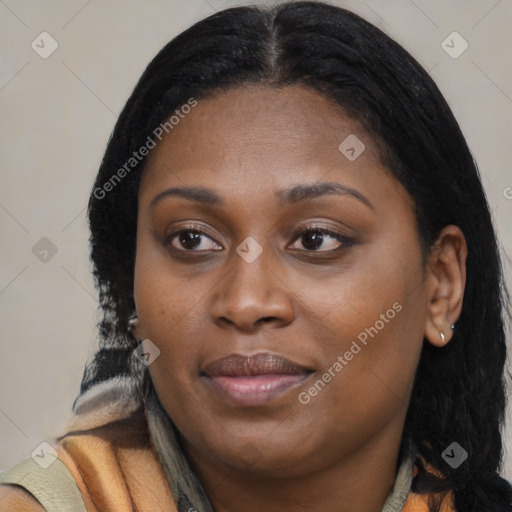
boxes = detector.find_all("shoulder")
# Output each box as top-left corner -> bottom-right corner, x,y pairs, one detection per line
0,454 -> 87,512
402,454 -> 456,512
56,412 -> 177,511
0,485 -> 46,511
0,411 -> 174,512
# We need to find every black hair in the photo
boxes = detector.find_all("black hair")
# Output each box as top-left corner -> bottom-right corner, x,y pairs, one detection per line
83,1 -> 512,510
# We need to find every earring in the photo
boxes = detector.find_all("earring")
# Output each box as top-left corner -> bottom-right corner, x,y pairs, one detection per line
128,314 -> 138,333
440,331 -> 446,344
451,324 -> 455,330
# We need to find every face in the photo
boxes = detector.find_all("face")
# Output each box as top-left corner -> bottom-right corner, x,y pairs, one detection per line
134,85 -> 429,477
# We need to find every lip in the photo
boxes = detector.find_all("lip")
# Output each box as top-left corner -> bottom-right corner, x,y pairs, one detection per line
202,352 -> 313,407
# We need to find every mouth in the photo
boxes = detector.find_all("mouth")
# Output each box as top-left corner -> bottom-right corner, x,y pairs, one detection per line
201,352 -> 313,407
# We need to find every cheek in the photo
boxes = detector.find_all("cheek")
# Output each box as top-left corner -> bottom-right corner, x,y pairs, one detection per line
297,303 -> 423,460
134,226 -> 195,333
133,233 -> 196,372
310,239 -> 426,416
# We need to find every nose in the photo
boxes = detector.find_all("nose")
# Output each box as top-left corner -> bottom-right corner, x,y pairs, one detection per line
210,245 -> 295,332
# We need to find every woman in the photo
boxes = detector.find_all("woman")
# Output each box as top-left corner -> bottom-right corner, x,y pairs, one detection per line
1,1 -> 510,510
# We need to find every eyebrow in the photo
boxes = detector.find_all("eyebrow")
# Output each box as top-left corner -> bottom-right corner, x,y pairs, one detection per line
149,182 -> 373,210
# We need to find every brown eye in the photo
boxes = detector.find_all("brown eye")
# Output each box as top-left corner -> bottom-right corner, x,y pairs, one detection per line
165,228 -> 222,252
289,227 -> 355,253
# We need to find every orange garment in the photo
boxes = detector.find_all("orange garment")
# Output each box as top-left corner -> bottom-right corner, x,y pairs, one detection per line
403,464 -> 455,512
0,414 -> 455,511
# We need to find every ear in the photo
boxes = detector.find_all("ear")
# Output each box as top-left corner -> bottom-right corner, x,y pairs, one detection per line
424,225 -> 467,347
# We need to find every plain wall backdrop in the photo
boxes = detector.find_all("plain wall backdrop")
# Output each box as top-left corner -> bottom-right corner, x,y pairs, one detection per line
1,0 -> 511,481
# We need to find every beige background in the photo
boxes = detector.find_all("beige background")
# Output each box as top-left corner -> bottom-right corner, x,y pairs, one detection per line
1,0 -> 511,480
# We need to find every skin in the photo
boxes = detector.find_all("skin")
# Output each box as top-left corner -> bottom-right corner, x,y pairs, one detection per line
133,85 -> 467,512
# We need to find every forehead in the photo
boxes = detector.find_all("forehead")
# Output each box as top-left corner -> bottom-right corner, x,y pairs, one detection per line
138,84 -> 406,213
148,85 -> 370,158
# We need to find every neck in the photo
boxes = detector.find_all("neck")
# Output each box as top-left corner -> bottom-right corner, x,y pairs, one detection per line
182,425 -> 409,512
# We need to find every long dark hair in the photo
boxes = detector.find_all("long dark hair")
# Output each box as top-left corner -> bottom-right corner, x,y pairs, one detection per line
83,1 -> 512,509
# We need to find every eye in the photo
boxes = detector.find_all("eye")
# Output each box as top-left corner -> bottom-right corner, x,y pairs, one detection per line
288,225 -> 354,253
165,227 -> 222,252
164,224 -> 355,254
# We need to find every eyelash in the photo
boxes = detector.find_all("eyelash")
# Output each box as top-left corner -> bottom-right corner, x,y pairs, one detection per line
164,223 -> 355,255
290,224 -> 355,253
